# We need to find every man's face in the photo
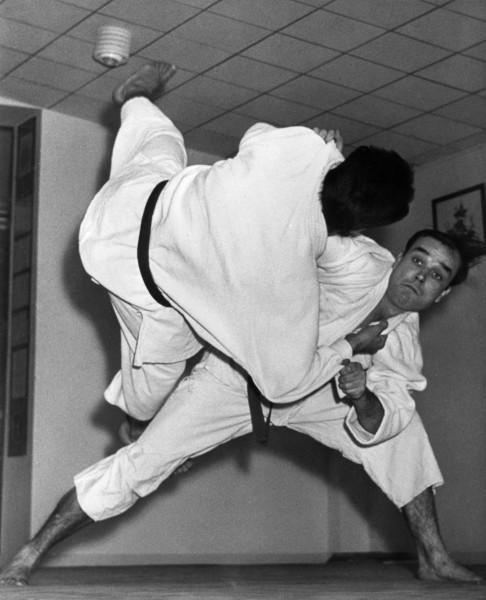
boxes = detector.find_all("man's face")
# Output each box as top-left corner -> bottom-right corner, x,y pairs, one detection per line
385,236 -> 461,313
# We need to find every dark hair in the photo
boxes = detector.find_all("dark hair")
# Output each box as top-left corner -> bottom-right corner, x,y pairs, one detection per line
321,146 -> 414,235
404,228 -> 486,286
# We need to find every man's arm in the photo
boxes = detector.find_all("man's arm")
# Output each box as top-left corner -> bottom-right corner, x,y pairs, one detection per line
337,361 -> 384,435
341,314 -> 426,445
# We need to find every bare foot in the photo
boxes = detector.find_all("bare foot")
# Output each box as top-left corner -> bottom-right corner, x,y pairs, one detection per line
418,555 -> 483,583
0,544 -> 41,586
112,62 -> 176,105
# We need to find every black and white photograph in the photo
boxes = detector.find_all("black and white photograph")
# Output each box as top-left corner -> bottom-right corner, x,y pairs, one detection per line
0,1 -> 485,598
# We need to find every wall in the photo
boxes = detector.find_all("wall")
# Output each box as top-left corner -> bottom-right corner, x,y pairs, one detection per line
374,143 -> 486,563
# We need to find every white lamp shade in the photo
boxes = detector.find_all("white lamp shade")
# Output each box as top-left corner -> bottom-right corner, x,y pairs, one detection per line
93,25 -> 131,68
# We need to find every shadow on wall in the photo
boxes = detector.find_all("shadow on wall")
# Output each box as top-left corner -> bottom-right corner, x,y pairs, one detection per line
58,123 -> 122,441
61,225 -> 121,440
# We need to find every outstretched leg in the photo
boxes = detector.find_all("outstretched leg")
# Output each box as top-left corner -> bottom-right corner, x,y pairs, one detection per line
0,488 -> 92,586
403,488 -> 482,583
290,391 -> 482,584
117,416 -> 193,475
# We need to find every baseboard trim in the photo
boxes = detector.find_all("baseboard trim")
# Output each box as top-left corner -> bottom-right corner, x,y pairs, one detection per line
43,552 -> 333,567
40,550 -> 486,568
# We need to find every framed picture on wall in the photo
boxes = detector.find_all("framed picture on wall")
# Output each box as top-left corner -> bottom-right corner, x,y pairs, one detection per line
432,184 -> 486,242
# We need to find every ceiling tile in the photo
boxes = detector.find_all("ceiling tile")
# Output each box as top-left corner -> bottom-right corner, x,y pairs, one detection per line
282,9 -> 384,51
209,0 -> 314,30
311,55 -> 402,91
446,0 -> 486,21
448,130 -> 486,154
333,94 -> 421,127
205,56 -> 296,92
293,1 -> 334,6
171,11 -> 269,52
435,95 -> 486,128
0,76 -> 68,107
138,33 -> 231,72
171,75 -> 259,110
0,48 -> 29,78
352,32 -> 451,71
1,0 -> 484,167
184,126 -> 238,157
418,55 -> 486,92
54,94 -> 120,127
203,111 -> 256,138
39,35 -> 107,73
236,94 -> 321,125
13,57 -> 97,91
0,0 -> 89,32
464,41 -> 486,61
324,0 -> 432,29
0,16 -> 57,53
59,0 -> 107,7
393,113 -> 482,144
175,0 -> 215,7
397,8 -> 486,51
374,75 -> 467,110
358,129 -> 439,161
75,73 -> 119,102
53,93 -> 115,126
68,13 -> 163,53
153,92 -> 225,127
101,0 -> 199,32
302,112 -> 381,144
243,33 -> 339,72
271,75 -> 360,109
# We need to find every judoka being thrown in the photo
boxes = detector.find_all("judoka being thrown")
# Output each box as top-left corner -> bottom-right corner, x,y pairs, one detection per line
76,62 -> 413,444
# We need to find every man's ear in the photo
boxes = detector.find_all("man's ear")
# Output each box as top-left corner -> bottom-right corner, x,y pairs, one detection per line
434,287 -> 452,303
392,252 -> 403,268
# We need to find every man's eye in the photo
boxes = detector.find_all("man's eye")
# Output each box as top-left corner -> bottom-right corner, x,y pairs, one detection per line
432,271 -> 442,280
412,256 -> 422,265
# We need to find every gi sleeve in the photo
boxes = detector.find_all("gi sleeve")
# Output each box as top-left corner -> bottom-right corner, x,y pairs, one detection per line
345,313 -> 426,445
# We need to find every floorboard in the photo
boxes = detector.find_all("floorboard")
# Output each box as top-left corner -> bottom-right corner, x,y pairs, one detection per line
1,558 -> 485,599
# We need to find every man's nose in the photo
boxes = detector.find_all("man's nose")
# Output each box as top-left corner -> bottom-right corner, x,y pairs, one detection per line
416,271 -> 425,282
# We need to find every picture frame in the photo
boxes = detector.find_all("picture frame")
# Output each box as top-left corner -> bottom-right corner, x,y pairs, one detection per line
432,184 -> 486,242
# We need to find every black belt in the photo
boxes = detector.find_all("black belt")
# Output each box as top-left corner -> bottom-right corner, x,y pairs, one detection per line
137,180 -> 170,307
247,376 -> 273,445
137,181 -> 272,444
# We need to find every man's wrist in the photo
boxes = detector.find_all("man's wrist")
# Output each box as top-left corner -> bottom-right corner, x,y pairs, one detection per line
345,332 -> 357,352
350,389 -> 384,434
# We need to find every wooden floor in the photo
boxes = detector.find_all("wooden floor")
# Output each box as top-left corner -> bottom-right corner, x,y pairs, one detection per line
1,558 -> 485,599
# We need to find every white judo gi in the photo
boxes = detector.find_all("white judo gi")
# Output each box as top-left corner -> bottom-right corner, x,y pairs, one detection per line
79,97 -> 350,417
74,235 -> 443,521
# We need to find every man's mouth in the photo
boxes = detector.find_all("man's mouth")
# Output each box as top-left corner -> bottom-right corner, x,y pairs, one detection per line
402,282 -> 419,295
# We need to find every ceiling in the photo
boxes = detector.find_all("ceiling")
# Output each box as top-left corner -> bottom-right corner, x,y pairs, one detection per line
1,0 -> 486,164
